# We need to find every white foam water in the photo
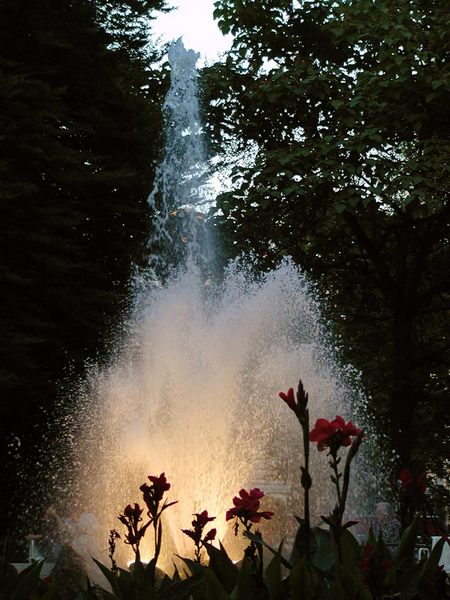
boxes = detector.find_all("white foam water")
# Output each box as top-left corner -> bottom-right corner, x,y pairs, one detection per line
72,257 -> 373,567
67,40 -> 377,570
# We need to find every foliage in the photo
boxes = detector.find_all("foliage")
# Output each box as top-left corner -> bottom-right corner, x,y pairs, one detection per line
0,560 -> 43,600
0,0 -> 169,533
203,0 -> 450,483
91,556 -> 203,600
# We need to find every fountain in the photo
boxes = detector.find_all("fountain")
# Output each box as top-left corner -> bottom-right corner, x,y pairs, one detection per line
61,40 -> 376,571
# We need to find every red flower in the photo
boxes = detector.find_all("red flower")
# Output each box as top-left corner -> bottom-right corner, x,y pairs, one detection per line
309,415 -> 363,451
194,509 -> 216,528
399,468 -> 426,494
309,418 -> 339,449
225,488 -> 274,524
122,503 -> 144,519
182,509 -> 216,561
279,388 -> 296,412
140,472 -> 176,520
118,503 -> 147,547
148,472 -> 171,501
203,528 -> 217,543
335,416 -> 363,445
182,510 -> 216,544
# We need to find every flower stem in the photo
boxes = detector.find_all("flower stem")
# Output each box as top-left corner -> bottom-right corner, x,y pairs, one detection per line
340,434 -> 363,521
301,409 -> 311,560
296,379 -> 312,561
330,453 -> 342,509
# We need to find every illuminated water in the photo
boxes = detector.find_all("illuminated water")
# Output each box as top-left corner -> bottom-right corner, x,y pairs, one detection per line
67,40 -> 375,569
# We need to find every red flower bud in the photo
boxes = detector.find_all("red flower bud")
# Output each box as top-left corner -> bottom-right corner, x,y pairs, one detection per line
279,388 -> 296,412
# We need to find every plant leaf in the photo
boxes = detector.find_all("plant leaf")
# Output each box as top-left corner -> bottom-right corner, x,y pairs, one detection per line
206,542 -> 238,592
92,559 -> 123,599
245,531 -> 292,570
265,544 -> 288,600
394,517 -> 420,567
229,555 -> 252,600
8,560 -> 44,600
203,568 -> 229,600
289,557 -> 313,600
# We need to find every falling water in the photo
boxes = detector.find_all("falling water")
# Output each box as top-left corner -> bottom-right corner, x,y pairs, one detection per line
68,40 -> 377,570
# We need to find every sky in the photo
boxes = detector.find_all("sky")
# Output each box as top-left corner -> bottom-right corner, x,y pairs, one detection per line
152,0 -> 232,64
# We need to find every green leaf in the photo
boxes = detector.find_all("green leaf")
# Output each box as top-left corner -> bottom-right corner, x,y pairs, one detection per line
339,529 -> 361,568
311,527 -> 335,573
172,564 -> 181,582
290,518 -> 316,564
416,575 -> 440,599
331,100 -> 345,109
245,531 -> 293,570
394,517 -> 420,567
229,556 -> 252,600
206,542 -> 239,592
393,559 -> 425,599
335,564 -> 357,598
373,529 -> 393,564
132,560 -> 156,599
158,572 -> 204,600
285,185 -> 298,195
414,537 -> 449,599
289,557 -> 313,600
334,202 -> 347,214
115,568 -> 136,600
329,565 -> 371,600
8,560 -> 43,600
278,155 -> 292,166
177,556 -> 204,576
422,537 -> 447,579
265,543 -> 288,600
93,559 -> 123,599
347,196 -> 359,208
203,568 -> 229,600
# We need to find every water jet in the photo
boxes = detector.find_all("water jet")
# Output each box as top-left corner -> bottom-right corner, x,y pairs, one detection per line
61,39 -> 375,571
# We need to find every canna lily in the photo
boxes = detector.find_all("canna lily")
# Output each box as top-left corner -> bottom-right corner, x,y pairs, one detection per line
182,509 -> 216,563
226,488 -> 274,523
309,415 -> 363,451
